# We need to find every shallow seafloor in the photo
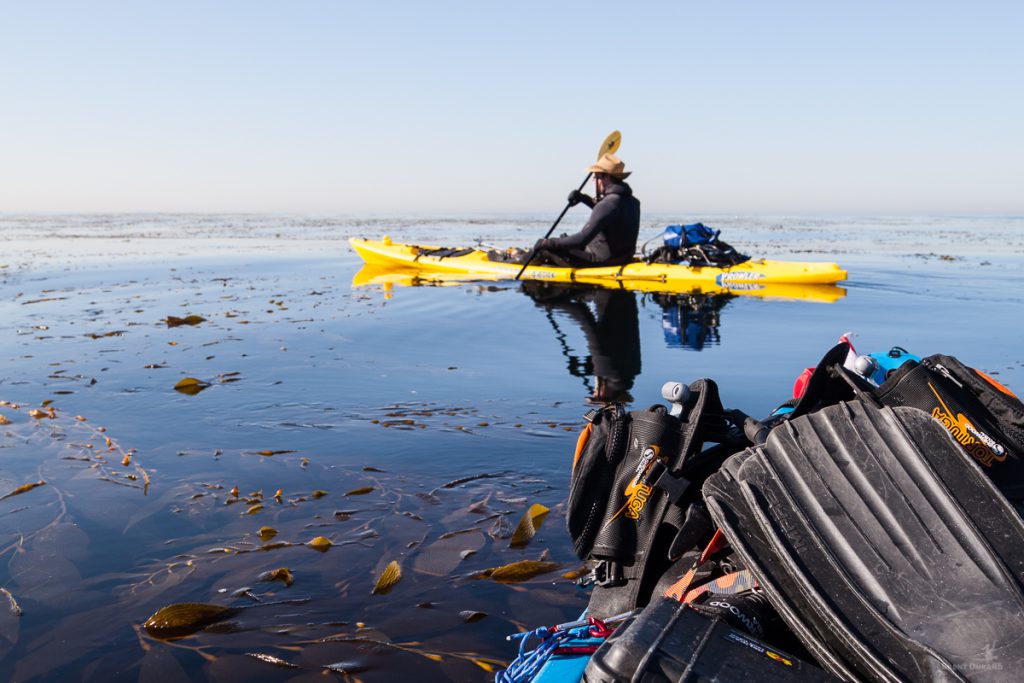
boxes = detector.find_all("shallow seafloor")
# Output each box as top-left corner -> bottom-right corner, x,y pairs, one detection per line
1,214 -> 1022,681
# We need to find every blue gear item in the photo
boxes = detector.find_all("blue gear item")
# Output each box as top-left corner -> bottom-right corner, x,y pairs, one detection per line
866,346 -> 920,385
662,223 -> 720,249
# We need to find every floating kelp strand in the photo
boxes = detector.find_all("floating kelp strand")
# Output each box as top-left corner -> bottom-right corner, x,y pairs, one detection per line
143,603 -> 237,638
313,636 -> 507,670
307,536 -> 333,552
487,560 -> 561,583
0,481 -> 46,500
344,486 -> 374,496
437,471 -> 511,490
165,315 -> 207,327
438,527 -> 480,541
371,560 -> 401,595
1,588 -> 21,616
173,377 -> 211,395
508,503 -> 549,548
258,567 -> 294,587
143,597 -> 313,638
246,652 -> 299,668
323,660 -> 370,674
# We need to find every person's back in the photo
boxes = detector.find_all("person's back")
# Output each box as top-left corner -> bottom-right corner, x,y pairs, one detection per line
583,177 -> 640,264
534,154 -> 641,267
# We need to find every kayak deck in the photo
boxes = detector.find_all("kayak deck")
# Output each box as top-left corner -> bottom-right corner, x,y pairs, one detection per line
350,237 -> 847,286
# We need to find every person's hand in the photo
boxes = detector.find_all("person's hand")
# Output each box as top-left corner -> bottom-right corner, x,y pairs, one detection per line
534,238 -> 551,251
567,190 -> 592,207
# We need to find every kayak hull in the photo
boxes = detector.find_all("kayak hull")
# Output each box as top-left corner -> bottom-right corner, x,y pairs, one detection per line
350,237 -> 847,286
352,264 -> 847,303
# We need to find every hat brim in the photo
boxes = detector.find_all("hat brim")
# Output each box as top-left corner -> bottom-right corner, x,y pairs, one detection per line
585,165 -> 631,179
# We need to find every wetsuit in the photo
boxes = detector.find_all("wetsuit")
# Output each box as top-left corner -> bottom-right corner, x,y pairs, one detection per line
536,180 -> 641,267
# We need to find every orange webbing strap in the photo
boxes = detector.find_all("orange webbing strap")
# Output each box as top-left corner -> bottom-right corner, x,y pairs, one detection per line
663,528 -> 728,601
572,423 -> 593,472
679,569 -> 758,604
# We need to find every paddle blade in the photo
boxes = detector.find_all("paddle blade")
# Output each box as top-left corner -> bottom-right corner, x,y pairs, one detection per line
598,130 -> 621,160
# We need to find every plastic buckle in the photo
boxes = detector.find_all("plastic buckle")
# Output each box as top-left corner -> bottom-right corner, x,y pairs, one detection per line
593,560 -> 626,588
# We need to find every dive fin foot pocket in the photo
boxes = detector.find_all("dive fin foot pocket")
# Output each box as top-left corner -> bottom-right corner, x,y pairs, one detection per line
703,401 -> 1024,683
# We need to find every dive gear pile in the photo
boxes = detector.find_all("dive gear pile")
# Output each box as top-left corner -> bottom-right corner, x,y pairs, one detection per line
641,223 -> 750,268
499,341 -> 1024,683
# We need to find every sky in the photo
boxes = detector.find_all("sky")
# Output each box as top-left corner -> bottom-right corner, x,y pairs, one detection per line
1,1 -> 1021,215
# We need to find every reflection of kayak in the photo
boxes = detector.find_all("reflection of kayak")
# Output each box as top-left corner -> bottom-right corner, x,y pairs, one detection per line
352,263 -> 847,303
351,237 -> 847,286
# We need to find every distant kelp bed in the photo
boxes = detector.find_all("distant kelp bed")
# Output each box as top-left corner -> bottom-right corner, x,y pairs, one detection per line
2,217 -> 1024,681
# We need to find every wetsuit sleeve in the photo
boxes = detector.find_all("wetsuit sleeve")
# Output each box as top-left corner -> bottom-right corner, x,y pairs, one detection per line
548,196 -> 618,250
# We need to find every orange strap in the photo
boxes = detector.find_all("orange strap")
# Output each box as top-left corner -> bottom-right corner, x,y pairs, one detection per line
664,529 -> 728,601
974,369 -> 1019,399
679,569 -> 758,604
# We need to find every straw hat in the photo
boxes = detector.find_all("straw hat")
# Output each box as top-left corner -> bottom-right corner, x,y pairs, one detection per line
586,153 -> 631,179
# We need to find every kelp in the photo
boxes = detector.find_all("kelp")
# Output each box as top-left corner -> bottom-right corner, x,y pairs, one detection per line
307,536 -> 333,552
487,560 -> 561,583
245,652 -> 299,668
165,315 -> 206,328
258,568 -> 293,587
508,503 -> 549,548
0,481 -> 47,500
173,378 -> 211,395
371,560 -> 402,595
143,603 -> 237,639
142,598 -> 312,640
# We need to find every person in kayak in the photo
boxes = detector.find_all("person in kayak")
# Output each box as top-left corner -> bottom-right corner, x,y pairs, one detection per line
532,154 -> 641,267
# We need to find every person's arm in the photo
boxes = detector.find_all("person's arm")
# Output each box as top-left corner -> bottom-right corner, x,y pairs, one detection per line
548,196 -> 618,249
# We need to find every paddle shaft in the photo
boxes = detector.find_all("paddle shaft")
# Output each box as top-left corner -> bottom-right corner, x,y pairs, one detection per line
514,172 -> 592,280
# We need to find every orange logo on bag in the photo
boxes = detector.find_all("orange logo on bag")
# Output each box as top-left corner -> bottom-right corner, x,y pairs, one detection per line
928,382 -> 1007,467
623,479 -> 653,520
604,445 -> 662,526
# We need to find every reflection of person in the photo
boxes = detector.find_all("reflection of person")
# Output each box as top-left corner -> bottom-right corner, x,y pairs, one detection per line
532,154 -> 641,268
522,283 -> 641,403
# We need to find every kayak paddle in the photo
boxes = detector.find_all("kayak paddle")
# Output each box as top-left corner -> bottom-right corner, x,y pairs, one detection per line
515,131 -> 621,280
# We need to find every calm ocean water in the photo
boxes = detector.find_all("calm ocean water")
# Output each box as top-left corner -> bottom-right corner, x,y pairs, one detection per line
1,213 -> 1022,681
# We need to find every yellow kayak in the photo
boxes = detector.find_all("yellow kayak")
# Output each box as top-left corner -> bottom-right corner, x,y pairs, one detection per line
352,264 -> 847,303
350,237 -> 847,287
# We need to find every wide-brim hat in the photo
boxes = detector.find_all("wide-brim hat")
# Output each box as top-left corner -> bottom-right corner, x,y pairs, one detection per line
586,153 -> 631,179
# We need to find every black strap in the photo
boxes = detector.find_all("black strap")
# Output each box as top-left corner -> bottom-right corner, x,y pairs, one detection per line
650,461 -> 690,504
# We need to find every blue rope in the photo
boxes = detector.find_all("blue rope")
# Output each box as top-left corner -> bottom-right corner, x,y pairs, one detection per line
496,624 -> 594,683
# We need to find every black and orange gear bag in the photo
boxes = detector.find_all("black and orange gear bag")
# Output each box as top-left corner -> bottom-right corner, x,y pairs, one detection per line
566,379 -> 749,619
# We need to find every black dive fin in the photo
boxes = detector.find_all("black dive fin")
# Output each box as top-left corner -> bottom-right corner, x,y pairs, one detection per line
703,401 -> 1024,683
